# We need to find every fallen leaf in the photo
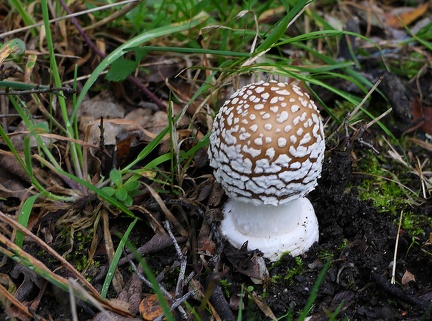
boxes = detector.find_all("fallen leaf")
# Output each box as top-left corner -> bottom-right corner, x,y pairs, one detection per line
379,72 -> 412,124
139,293 -> 173,321
401,270 -> 416,285
225,245 -> 269,284
197,222 -> 216,255
386,3 -> 429,29
408,96 -> 432,135
108,299 -> 130,313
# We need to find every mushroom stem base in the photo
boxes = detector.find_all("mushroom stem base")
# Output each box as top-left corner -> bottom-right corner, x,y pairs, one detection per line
220,197 -> 318,261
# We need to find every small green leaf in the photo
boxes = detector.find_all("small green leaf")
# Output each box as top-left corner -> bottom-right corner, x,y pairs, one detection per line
115,188 -> 128,201
124,195 -> 133,207
109,169 -> 123,186
106,58 -> 138,82
128,189 -> 141,198
101,186 -> 116,196
124,180 -> 140,192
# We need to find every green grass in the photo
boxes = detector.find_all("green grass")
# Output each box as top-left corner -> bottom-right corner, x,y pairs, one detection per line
2,0 -> 430,318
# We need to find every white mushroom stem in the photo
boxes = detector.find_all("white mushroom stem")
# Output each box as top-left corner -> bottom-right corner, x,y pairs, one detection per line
220,197 -> 319,261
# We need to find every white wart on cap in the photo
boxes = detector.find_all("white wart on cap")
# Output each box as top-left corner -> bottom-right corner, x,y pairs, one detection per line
209,80 -> 325,206
208,80 -> 325,260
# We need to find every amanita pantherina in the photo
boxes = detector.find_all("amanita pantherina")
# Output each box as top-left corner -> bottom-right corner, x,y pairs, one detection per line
208,80 -> 325,261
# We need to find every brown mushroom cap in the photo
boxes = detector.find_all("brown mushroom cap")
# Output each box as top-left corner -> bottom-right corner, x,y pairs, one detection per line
208,80 -> 325,206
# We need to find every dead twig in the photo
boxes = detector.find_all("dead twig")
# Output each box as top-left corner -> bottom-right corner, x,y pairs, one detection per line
163,220 -> 188,298
128,259 -> 191,320
0,86 -> 75,96
391,211 -> 404,284
371,272 -> 430,309
118,233 -> 186,266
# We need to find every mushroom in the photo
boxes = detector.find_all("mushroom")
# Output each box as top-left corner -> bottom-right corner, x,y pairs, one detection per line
208,80 -> 325,261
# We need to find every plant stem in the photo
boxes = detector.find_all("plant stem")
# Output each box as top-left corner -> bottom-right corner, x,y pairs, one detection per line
41,0 -> 83,179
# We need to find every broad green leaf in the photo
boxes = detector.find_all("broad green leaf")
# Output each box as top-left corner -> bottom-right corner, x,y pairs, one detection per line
124,195 -> 133,207
124,181 -> 140,192
109,169 -> 123,186
106,58 -> 138,82
101,186 -> 116,196
115,188 -> 128,202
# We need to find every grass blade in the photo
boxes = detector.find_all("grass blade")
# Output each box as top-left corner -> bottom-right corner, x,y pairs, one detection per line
298,261 -> 331,320
15,194 -> 41,248
101,218 -> 138,298
72,16 -> 207,121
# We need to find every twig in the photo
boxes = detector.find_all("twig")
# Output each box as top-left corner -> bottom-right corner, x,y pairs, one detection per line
129,259 -> 171,298
163,220 -> 191,320
0,87 -> 75,96
118,234 -> 186,266
153,290 -> 197,321
365,107 -> 392,130
371,271 -> 430,309
391,211 -> 404,284
128,259 -> 189,319
58,0 -> 167,111
163,220 -> 187,297
83,0 -> 141,30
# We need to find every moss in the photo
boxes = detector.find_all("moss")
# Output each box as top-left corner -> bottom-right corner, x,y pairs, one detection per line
64,230 -> 96,273
356,153 -> 409,215
356,151 -> 432,237
219,279 -> 232,298
283,257 -> 304,282
402,211 -> 432,237
319,249 -> 336,260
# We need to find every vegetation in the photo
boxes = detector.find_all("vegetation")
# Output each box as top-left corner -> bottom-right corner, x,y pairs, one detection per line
1,0 -> 431,320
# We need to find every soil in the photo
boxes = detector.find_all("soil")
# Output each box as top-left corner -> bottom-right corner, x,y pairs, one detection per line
1,5 -> 432,321
1,90 -> 432,321
197,148 -> 432,321
4,145 -> 432,321
265,151 -> 432,321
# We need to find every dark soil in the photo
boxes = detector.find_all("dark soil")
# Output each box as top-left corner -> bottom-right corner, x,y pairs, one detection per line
264,151 -> 432,321
2,139 -> 432,321
120,147 -> 431,321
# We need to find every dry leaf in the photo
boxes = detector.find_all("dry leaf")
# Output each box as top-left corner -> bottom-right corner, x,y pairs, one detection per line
108,298 -> 130,313
139,293 -> 173,321
401,270 -> 416,285
225,246 -> 269,283
408,96 -> 432,135
386,3 -> 429,29
197,222 -> 216,255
